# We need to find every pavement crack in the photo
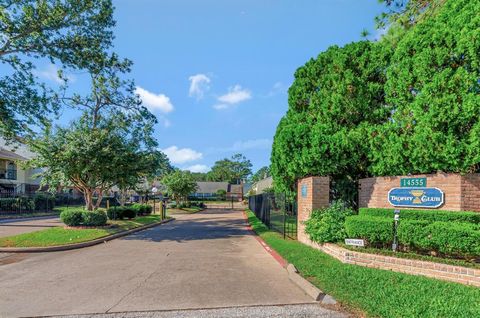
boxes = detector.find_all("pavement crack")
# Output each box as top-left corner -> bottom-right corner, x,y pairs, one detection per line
105,266 -> 160,313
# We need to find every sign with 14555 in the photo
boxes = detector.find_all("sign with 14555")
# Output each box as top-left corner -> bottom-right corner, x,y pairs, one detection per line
400,177 -> 426,187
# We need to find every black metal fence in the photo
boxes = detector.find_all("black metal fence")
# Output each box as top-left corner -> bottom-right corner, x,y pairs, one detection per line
0,192 -> 85,217
248,193 -> 297,239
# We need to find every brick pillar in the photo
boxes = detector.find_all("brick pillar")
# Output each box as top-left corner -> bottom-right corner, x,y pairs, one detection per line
297,176 -> 330,244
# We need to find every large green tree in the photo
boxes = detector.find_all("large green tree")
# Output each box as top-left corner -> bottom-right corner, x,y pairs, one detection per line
162,170 -> 198,203
208,153 -> 252,184
271,41 -> 392,201
369,0 -> 480,175
0,0 -> 116,140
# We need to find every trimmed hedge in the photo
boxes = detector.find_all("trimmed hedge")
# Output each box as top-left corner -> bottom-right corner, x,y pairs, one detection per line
60,209 -> 107,227
106,205 -> 138,220
345,215 -> 480,258
305,202 -> 353,243
345,216 -> 393,247
359,208 -> 480,224
131,204 -> 152,216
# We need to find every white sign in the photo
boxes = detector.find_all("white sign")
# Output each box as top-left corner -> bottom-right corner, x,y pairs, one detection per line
345,239 -> 365,247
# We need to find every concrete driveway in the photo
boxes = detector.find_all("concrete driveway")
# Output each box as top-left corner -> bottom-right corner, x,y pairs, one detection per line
0,209 -> 345,318
0,216 -> 61,238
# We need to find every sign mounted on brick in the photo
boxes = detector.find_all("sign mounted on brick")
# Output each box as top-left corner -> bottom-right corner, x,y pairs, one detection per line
388,187 -> 444,208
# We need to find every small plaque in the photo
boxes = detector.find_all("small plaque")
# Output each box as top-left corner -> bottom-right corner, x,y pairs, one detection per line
345,239 -> 365,247
301,184 -> 308,198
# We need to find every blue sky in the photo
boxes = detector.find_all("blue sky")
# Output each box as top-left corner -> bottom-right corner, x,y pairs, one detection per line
38,0 -> 385,173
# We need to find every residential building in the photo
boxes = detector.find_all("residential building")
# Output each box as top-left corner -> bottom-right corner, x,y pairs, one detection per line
190,181 -> 244,200
0,138 -> 42,194
251,176 -> 273,195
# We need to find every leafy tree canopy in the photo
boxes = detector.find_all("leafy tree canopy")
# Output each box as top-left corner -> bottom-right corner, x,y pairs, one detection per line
162,170 -> 198,203
208,153 -> 252,184
0,0 -> 116,140
251,166 -> 271,183
271,40 -> 392,195
369,0 -> 480,175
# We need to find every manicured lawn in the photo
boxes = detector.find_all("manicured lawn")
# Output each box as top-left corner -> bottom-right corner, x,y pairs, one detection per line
246,210 -> 480,318
0,215 -> 164,248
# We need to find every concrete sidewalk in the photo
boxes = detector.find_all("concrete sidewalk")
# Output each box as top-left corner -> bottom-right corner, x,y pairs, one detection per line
0,209 -> 346,317
0,216 -> 61,238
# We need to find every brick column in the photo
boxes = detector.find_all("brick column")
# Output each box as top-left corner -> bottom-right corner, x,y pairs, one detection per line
297,176 -> 330,244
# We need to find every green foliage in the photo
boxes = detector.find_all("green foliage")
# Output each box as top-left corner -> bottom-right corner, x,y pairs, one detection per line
0,0 -> 116,139
251,166 -> 271,183
272,0 -> 480,194
207,153 -> 252,184
216,189 -> 226,200
121,206 -> 137,219
345,216 -> 394,247
81,210 -> 108,227
369,0 -> 480,175
305,202 -> 354,243
60,209 -> 107,226
346,215 -> 480,258
398,221 -> 480,258
131,204 -> 152,216
0,197 -> 35,211
246,210 -> 480,318
271,40 -> 392,194
107,206 -> 124,220
359,208 -> 480,224
60,209 -> 84,226
162,170 -> 198,203
32,193 -> 55,210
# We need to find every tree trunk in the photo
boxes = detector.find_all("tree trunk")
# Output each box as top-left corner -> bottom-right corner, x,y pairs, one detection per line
94,190 -> 103,210
84,189 -> 94,211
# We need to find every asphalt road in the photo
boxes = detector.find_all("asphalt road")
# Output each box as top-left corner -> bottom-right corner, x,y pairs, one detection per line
0,216 -> 61,238
0,209 -> 346,318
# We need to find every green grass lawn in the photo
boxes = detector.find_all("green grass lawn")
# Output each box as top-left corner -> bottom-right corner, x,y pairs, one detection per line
246,210 -> 480,318
0,215 -> 164,248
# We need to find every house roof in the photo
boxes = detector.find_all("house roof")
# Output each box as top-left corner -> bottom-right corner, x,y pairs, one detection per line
0,138 -> 36,160
253,176 -> 273,194
229,184 -> 243,194
195,182 -> 229,194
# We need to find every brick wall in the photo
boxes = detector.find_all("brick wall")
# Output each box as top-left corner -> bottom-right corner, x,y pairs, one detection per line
359,172 -> 480,212
297,176 -> 330,244
312,243 -> 480,287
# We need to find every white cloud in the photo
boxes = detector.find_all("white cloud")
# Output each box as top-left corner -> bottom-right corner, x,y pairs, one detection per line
162,146 -> 203,164
188,74 -> 211,100
183,164 -> 210,173
266,81 -> 286,97
36,64 -> 76,84
135,86 -> 174,113
207,138 -> 272,154
214,85 -> 251,110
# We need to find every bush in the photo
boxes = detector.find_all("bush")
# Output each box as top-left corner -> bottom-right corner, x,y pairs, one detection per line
107,206 -> 124,220
60,209 -> 84,226
122,206 -> 137,219
33,193 -> 55,210
345,216 -> 393,247
82,210 -> 107,226
131,204 -> 152,216
305,202 -> 353,243
398,221 -> 480,258
359,208 -> 480,224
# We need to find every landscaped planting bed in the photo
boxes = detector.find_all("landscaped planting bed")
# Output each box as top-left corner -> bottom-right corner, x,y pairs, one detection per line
246,210 -> 480,318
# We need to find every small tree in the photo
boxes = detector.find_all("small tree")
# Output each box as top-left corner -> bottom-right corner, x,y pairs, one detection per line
162,171 -> 198,204
216,189 -> 227,201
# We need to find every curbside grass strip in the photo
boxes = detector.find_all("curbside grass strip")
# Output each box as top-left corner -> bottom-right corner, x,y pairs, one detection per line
0,218 -> 175,253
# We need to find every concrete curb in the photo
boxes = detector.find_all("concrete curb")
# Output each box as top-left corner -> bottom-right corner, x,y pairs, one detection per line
286,264 -> 337,305
0,217 -> 175,253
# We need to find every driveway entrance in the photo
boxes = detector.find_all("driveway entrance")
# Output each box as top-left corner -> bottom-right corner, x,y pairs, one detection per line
0,209 -> 344,317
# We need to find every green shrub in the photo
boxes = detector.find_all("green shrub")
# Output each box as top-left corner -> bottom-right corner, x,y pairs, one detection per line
398,221 -> 480,258
345,216 -> 393,247
33,193 -> 55,210
122,206 -> 137,219
107,206 -> 124,220
359,208 -> 480,224
60,209 -> 84,226
131,204 -> 152,216
82,210 -> 107,226
305,202 -> 353,243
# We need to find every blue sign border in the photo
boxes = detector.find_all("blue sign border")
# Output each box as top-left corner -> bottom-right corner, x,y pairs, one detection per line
301,184 -> 308,198
388,187 -> 444,209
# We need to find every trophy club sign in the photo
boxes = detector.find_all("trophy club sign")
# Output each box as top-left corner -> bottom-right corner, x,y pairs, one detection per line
388,187 -> 444,208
